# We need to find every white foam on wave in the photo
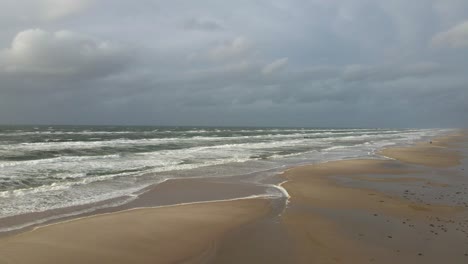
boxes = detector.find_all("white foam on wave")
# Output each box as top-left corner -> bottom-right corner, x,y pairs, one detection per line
0,129 -> 414,154
0,130 -> 137,136
0,180 -> 153,217
0,154 -> 120,168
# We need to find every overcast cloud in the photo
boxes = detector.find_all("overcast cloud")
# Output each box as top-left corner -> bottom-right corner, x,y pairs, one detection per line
0,0 -> 467,127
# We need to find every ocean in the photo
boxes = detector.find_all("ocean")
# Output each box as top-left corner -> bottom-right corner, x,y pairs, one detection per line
0,125 -> 450,232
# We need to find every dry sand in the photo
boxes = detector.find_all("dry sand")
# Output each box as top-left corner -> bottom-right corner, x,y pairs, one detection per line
1,132 -> 467,264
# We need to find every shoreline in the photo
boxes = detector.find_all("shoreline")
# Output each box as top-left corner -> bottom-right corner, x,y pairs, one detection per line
0,173 -> 287,237
0,130 -> 467,263
0,129 -> 449,237
0,130 -> 460,236
25,195 -> 277,236
0,129 -> 454,237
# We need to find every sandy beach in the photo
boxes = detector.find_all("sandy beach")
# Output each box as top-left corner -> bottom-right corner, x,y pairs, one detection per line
1,131 -> 467,263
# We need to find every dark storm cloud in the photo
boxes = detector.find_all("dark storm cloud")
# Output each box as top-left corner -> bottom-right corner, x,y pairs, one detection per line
0,0 -> 467,127
0,29 -> 132,83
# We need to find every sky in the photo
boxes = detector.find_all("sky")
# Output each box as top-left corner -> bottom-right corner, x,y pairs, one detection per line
0,0 -> 467,128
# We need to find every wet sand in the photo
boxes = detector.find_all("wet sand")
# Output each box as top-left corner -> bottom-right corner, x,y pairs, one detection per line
380,143 -> 461,167
0,177 -> 274,237
0,131 -> 467,263
279,132 -> 468,264
0,199 -> 271,264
